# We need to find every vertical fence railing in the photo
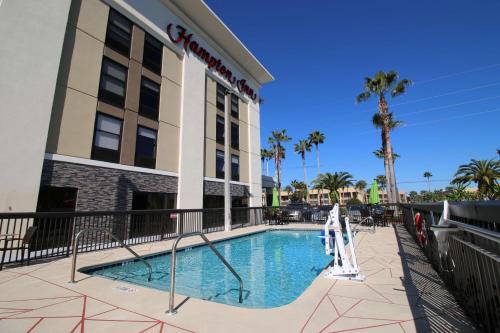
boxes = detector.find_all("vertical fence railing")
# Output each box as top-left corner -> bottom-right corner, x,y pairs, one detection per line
0,207 -> 271,269
401,202 -> 500,333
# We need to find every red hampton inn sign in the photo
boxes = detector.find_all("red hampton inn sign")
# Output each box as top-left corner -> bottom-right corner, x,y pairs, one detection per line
166,24 -> 258,101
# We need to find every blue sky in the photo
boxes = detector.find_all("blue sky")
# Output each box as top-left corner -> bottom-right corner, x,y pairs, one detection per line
205,0 -> 500,192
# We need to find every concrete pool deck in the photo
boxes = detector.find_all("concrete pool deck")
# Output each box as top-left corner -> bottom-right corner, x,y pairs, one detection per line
0,224 -> 476,332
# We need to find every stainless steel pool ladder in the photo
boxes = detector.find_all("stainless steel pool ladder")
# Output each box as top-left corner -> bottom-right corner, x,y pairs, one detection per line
69,228 -> 152,283
166,232 -> 243,315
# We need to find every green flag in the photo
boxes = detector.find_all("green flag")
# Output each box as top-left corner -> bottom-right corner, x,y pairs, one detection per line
369,180 -> 380,204
272,187 -> 280,207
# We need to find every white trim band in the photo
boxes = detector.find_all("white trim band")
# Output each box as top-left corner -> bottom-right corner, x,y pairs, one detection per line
45,153 -> 179,178
203,177 -> 249,186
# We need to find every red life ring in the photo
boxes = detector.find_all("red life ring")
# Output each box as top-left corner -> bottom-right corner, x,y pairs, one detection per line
414,213 -> 426,246
415,213 -> 422,232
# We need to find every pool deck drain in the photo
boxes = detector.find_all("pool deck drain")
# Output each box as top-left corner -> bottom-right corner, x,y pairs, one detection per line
0,224 -> 477,332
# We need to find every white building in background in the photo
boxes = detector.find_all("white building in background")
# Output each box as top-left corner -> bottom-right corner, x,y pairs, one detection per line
0,0 -> 273,213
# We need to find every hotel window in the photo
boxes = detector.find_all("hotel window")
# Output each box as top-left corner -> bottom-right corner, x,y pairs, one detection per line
91,113 -> 122,163
216,150 -> 224,179
231,94 -> 239,118
143,33 -> 163,74
231,122 -> 239,150
135,126 -> 157,169
216,115 -> 225,145
216,83 -> 225,111
105,9 -> 132,56
139,77 -> 160,120
98,58 -> 127,107
231,155 -> 240,181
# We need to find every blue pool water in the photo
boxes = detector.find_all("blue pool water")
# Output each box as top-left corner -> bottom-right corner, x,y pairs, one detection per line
84,230 -> 332,308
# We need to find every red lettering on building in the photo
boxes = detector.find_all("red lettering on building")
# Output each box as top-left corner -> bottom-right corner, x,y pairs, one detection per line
166,23 -> 257,100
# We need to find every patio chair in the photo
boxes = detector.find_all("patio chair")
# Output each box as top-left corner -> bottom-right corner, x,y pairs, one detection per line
0,226 -> 37,271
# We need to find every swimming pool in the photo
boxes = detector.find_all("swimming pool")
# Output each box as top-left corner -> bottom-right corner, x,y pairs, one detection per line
83,229 -> 332,308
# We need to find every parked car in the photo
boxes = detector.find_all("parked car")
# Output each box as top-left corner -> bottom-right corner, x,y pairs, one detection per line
282,203 -> 312,222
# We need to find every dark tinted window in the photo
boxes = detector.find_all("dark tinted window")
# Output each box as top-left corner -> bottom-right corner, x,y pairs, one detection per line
98,58 -> 127,107
36,186 -> 77,212
216,83 -> 225,111
143,33 -> 163,74
231,94 -> 239,118
231,122 -> 239,149
216,149 -> 224,179
91,113 -> 122,163
139,77 -> 160,120
203,195 -> 224,208
105,9 -> 132,56
135,126 -> 157,168
216,115 -> 224,144
132,192 -> 176,210
231,154 -> 239,181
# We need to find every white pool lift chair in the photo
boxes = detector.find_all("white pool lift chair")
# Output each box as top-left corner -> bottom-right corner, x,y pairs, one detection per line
323,204 -> 365,282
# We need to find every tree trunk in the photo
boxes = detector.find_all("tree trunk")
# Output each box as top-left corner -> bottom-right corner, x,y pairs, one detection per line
274,147 -> 281,206
386,140 -> 399,203
316,145 -> 320,176
302,155 -> 309,203
266,160 -> 269,176
379,95 -> 396,203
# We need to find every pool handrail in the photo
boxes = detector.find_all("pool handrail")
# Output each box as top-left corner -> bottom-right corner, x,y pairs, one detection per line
69,228 -> 153,283
166,231 -> 244,315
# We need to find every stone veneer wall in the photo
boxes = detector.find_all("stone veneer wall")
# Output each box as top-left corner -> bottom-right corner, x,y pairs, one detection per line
203,180 -> 250,197
40,160 -> 178,211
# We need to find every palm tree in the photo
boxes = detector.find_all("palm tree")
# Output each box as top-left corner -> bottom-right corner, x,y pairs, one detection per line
260,148 -> 273,176
371,112 -> 404,203
308,131 -> 326,176
294,139 -> 312,184
268,130 -> 291,205
313,172 -> 354,203
376,175 -> 387,191
423,171 -> 433,192
373,148 -> 400,161
357,71 -> 411,203
290,179 -> 307,202
355,180 -> 367,191
452,159 -> 500,199
283,185 -> 293,203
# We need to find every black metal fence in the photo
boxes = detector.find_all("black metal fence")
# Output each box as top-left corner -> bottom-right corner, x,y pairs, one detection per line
0,207 -> 272,269
0,203 -> 405,269
401,201 -> 500,333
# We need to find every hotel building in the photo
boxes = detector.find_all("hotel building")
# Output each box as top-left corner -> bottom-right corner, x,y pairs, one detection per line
281,188 -> 408,206
0,0 -> 273,213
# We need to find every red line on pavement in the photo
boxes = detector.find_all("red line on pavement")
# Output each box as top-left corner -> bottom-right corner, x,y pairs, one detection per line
26,317 -> 43,333
299,280 -> 337,333
80,295 -> 86,333
328,320 -> 403,332
10,269 -> 196,332
85,307 -> 118,319
326,295 -> 340,316
343,315 -> 402,322
0,296 -> 78,302
85,318 -> 156,323
139,321 -> 160,333
318,299 -> 363,333
3,296 -> 82,319
365,284 -> 394,304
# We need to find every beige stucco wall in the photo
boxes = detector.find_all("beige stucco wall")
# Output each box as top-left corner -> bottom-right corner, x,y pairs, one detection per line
157,122 -> 180,172
46,0 -> 108,158
0,0 -> 72,212
238,99 -> 250,183
156,46 -> 183,173
204,76 -> 217,178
